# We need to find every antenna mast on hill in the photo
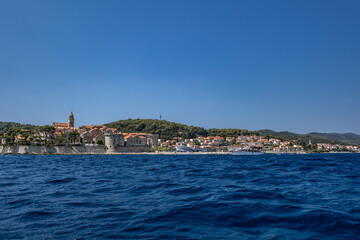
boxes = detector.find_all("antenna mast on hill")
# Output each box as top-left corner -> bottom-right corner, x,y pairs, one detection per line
160,114 -> 162,120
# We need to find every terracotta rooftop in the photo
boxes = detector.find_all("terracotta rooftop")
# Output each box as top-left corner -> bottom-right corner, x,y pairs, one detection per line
53,122 -> 68,127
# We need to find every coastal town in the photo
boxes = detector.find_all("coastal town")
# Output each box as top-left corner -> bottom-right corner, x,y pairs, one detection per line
1,112 -> 160,153
158,135 -> 359,153
0,113 -> 359,154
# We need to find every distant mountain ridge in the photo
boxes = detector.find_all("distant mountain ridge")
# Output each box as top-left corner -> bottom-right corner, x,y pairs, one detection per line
259,129 -> 360,145
258,129 -> 300,137
307,132 -> 360,145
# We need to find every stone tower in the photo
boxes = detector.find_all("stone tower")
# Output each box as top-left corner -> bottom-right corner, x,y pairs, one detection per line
105,133 -> 125,153
105,133 -> 116,153
68,112 -> 75,128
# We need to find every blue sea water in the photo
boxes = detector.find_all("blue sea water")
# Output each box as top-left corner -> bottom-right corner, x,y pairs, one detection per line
1,154 -> 360,239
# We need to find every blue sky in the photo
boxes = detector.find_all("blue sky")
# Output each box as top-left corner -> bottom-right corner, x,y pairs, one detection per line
0,0 -> 359,133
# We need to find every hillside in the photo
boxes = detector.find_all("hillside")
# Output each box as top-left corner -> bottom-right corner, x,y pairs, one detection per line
258,129 -> 299,138
104,119 -> 258,140
1,119 -> 358,146
259,129 -> 360,145
308,132 -> 360,145
105,119 -> 207,140
105,119 -> 357,145
0,122 -> 37,134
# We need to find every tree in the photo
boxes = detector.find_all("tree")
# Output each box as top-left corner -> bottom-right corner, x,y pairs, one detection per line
68,131 -> 79,141
55,135 -> 67,146
96,139 -> 104,145
105,119 -> 263,140
264,134 -> 272,140
6,127 -> 22,138
0,122 -> 36,134
135,123 -> 146,131
35,125 -> 55,134
3,135 -> 13,146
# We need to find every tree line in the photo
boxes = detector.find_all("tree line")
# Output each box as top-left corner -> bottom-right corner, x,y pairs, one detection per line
0,122 -> 36,134
105,119 -> 260,140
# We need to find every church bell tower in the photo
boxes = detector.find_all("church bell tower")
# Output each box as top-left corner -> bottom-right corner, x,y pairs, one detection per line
68,112 -> 75,128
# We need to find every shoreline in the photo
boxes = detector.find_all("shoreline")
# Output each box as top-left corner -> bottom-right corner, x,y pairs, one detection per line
0,146 -> 358,155
0,151 -> 232,155
0,151 -> 358,155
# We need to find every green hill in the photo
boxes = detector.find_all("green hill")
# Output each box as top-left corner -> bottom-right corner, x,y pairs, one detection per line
106,119 -> 359,145
1,119 -> 358,146
258,129 -> 299,138
0,122 -> 37,134
105,119 -> 207,140
259,129 -> 360,145
104,119 -> 258,140
308,132 -> 360,145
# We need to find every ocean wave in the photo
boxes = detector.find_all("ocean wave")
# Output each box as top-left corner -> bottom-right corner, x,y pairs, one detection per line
0,154 -> 360,239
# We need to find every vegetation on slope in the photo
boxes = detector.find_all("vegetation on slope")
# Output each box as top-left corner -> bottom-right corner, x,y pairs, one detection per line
105,119 -> 259,140
1,119 -> 357,147
259,129 -> 353,146
106,119 -> 358,146
105,119 -> 207,140
207,128 -> 259,138
0,122 -> 37,134
308,132 -> 360,145
1,125 -> 55,146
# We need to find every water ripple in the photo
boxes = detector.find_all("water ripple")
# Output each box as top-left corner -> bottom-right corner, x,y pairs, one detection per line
0,154 -> 360,239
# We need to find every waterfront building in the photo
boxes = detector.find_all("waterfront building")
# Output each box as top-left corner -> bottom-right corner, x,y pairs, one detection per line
53,112 -> 75,130
226,137 -> 235,142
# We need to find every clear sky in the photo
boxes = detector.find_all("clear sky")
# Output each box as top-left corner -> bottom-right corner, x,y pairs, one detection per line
0,0 -> 359,134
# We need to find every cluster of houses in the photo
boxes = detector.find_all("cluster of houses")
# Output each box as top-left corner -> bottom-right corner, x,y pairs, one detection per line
160,136 -> 228,152
2,127 -> 55,146
52,113 -> 159,148
2,113 -> 359,153
159,134 -> 360,153
75,125 -> 159,148
1,113 -> 160,150
317,143 -> 359,152
159,135 -> 306,153
230,136 -> 306,153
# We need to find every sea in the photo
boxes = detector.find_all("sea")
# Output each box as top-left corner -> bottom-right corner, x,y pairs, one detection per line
1,154 -> 360,239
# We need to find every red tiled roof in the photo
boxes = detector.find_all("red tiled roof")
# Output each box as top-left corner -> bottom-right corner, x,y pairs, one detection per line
53,122 -> 68,127
93,134 -> 103,138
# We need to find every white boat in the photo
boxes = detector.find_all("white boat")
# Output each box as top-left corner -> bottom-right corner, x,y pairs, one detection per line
230,146 -> 265,155
232,150 -> 265,155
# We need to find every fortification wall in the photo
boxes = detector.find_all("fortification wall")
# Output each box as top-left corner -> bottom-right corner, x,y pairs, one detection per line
0,146 -> 151,154
0,146 -> 107,154
115,146 -> 151,153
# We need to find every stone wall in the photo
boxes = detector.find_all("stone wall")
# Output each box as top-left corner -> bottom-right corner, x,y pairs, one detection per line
114,146 -> 151,153
0,146 -> 152,154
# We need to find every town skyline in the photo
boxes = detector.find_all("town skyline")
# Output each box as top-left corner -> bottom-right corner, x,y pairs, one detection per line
2,111 -> 358,154
1,111 -> 360,137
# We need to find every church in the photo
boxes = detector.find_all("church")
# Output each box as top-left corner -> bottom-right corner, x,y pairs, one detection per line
53,112 -> 75,130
